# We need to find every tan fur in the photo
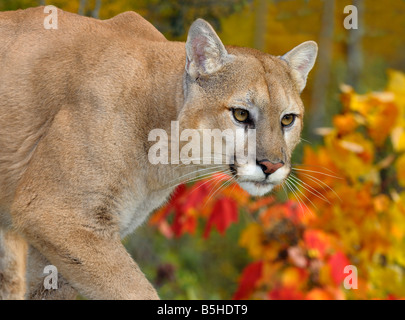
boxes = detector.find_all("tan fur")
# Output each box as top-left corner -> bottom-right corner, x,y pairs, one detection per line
0,7 -> 316,299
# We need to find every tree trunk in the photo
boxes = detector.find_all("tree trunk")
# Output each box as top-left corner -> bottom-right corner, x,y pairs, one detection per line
308,0 -> 335,141
78,0 -> 87,16
92,0 -> 102,19
254,0 -> 268,51
347,0 -> 364,91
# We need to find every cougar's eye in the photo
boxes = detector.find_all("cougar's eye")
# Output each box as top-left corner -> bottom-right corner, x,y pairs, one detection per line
233,108 -> 249,123
281,114 -> 296,128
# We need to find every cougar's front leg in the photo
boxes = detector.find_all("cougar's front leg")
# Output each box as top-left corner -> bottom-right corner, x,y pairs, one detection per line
0,229 -> 28,300
26,246 -> 77,300
12,202 -> 159,300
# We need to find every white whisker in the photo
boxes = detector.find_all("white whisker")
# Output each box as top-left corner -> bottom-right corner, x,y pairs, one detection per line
291,168 -> 343,180
163,168 -> 229,191
287,177 -> 318,211
292,163 -> 340,175
285,180 -> 305,214
285,179 -> 313,215
297,172 -> 342,202
289,174 -> 331,204
203,171 -> 234,207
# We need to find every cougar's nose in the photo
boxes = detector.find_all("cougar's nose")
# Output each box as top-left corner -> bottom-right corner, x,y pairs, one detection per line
258,160 -> 284,175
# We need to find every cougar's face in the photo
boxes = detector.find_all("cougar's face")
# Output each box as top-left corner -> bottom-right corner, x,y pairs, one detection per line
182,55 -> 304,196
182,19 -> 317,196
224,57 -> 304,196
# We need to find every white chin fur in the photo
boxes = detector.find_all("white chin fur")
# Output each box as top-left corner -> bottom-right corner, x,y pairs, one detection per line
238,181 -> 274,196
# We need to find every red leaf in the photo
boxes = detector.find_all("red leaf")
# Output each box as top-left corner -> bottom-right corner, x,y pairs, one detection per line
328,251 -> 350,285
149,184 -> 187,227
233,261 -> 263,300
162,184 -> 188,215
268,286 -> 304,300
172,209 -> 197,237
203,198 -> 238,238
181,180 -> 212,212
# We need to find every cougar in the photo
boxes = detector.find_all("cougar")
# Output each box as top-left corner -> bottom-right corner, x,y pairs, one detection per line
0,6 -> 317,299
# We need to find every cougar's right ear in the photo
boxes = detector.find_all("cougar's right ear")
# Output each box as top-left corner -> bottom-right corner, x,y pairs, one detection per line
185,19 -> 233,80
281,41 -> 318,93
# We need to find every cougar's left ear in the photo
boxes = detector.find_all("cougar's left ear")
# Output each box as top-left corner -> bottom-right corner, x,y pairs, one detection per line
185,19 -> 233,80
281,41 -> 318,93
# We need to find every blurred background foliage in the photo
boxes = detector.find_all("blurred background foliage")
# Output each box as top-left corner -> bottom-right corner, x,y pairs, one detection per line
1,0 -> 405,299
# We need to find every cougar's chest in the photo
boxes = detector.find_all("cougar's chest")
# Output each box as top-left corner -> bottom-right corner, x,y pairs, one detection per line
118,187 -> 173,237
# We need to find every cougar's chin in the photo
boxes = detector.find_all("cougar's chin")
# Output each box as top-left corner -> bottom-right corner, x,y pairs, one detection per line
238,181 -> 275,196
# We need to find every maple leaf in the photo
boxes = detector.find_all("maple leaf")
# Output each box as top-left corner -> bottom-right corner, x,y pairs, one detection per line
233,261 -> 263,300
306,288 -> 334,300
328,251 -> 350,286
281,267 -> 309,290
268,286 -> 304,300
221,182 -> 250,206
333,113 -> 358,136
172,208 -> 198,237
181,180 -> 212,213
304,229 -> 331,259
248,196 -> 276,213
239,223 -> 265,259
149,184 -> 187,226
203,197 -> 238,238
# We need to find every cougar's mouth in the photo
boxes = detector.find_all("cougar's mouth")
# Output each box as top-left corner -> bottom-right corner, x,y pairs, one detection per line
229,163 -> 289,196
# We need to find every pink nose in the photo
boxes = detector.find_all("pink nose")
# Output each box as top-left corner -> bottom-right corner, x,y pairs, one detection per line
258,160 -> 284,175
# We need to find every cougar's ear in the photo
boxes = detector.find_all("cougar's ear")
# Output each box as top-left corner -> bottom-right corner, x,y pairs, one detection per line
185,19 -> 233,80
281,41 -> 318,93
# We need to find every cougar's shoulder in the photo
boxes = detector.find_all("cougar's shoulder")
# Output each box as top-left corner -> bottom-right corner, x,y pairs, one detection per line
104,11 -> 167,43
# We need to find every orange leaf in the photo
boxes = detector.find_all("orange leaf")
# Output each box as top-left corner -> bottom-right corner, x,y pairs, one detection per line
248,196 -> 276,213
306,288 -> 334,300
333,114 -> 358,135
304,230 -> 330,259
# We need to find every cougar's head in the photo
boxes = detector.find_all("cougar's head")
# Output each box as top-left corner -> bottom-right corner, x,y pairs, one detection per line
179,19 -> 317,196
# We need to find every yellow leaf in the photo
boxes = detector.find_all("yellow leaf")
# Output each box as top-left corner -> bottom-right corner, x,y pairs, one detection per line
396,154 -> 405,187
239,223 -> 264,259
391,127 -> 405,152
387,70 -> 405,96
325,132 -> 374,182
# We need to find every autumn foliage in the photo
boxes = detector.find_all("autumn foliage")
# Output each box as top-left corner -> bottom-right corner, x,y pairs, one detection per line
150,71 -> 405,300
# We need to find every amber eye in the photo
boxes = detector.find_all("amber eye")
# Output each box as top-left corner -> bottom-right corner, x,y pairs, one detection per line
281,114 -> 296,127
233,108 -> 249,123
